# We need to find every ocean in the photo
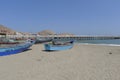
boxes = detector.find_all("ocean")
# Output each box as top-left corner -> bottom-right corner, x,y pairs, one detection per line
54,39 -> 120,45
77,39 -> 120,45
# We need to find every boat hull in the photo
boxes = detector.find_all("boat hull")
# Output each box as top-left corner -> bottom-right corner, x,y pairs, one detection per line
0,41 -> 35,56
44,44 -> 73,51
35,39 -> 52,44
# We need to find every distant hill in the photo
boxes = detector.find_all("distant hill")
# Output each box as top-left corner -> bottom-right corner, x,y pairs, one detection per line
0,24 -> 16,35
58,33 -> 74,35
37,30 -> 75,36
38,30 -> 55,35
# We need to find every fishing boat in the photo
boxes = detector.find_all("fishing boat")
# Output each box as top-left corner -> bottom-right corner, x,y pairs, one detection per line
0,40 -> 35,56
35,38 -> 53,44
44,40 -> 74,51
0,42 -> 19,44
0,38 -> 20,44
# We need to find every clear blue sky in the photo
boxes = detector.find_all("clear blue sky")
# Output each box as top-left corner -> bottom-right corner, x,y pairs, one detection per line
0,0 -> 120,35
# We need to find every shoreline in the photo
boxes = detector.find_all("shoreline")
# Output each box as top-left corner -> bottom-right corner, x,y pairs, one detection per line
78,43 -> 120,46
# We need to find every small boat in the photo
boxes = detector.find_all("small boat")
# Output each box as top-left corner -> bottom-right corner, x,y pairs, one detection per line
0,38 -> 20,44
0,40 -> 35,56
0,42 -> 19,44
35,38 -> 53,44
44,41 -> 74,51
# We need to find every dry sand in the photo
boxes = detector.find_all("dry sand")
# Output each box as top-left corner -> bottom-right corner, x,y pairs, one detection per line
0,44 -> 120,80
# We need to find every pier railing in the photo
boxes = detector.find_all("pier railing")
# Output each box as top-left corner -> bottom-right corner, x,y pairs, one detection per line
36,35 -> 120,40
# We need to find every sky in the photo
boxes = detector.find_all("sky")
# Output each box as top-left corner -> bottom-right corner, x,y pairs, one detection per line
0,0 -> 120,35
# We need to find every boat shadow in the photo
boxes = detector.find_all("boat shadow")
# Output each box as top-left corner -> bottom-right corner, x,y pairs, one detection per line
23,48 -> 32,52
42,50 -> 59,52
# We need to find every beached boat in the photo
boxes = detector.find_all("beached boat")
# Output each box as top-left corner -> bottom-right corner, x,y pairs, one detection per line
0,38 -> 20,44
44,41 -> 74,51
0,40 -> 35,56
35,38 -> 53,44
0,42 -> 19,44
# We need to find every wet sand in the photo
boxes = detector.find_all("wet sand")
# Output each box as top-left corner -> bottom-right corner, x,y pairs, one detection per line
0,44 -> 120,80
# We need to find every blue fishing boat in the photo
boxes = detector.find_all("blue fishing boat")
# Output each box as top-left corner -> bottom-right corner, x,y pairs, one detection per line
44,41 -> 74,51
0,40 -> 35,56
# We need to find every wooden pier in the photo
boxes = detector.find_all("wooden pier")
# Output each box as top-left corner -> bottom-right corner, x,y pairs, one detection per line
37,35 -> 120,41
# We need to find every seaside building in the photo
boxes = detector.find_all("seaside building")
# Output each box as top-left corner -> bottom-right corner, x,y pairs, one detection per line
0,33 -> 6,37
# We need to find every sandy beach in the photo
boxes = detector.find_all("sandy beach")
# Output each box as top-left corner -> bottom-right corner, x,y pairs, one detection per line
0,44 -> 120,80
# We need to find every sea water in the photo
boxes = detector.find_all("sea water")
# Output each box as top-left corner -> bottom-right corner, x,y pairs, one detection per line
54,39 -> 120,45
77,39 -> 120,45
